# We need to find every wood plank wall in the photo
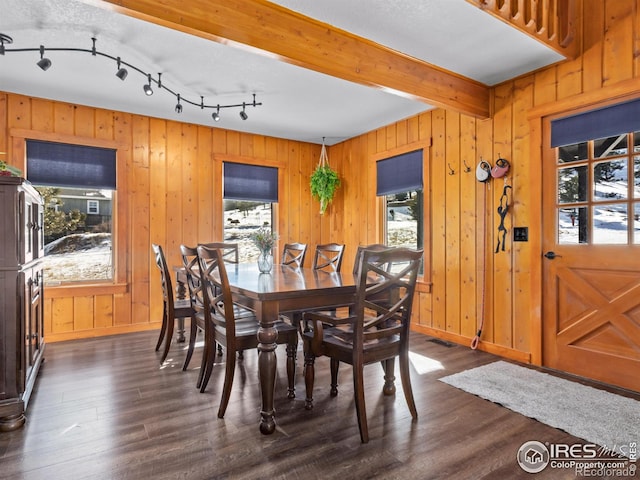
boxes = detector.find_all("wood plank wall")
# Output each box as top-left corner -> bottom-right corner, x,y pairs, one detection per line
328,0 -> 640,363
1,0 -> 639,365
0,99 -> 323,342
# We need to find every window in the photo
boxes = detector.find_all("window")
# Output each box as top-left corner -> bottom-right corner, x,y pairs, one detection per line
27,140 -> 116,285
551,98 -> 640,245
222,162 -> 278,263
87,200 -> 99,214
376,150 -> 424,252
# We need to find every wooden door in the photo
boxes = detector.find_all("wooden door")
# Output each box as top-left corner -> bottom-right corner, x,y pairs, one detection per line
542,128 -> 640,392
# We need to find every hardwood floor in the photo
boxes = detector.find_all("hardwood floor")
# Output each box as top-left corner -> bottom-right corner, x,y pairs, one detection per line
0,329 -> 628,479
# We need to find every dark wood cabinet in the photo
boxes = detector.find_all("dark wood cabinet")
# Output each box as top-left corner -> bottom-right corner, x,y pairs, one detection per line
0,177 -> 45,432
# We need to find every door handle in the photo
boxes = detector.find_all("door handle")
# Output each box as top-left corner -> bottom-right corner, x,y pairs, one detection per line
544,251 -> 561,259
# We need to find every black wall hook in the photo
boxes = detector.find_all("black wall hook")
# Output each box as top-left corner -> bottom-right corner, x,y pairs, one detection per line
448,163 -> 455,175
463,160 -> 471,173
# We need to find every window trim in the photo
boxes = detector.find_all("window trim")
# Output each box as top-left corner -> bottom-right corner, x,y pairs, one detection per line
372,142 -> 430,288
12,128 -> 124,288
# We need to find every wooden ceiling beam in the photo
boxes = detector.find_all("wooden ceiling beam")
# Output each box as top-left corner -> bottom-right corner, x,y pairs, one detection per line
83,0 -> 491,118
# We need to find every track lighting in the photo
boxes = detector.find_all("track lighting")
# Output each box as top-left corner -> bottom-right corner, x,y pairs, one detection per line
0,33 -> 10,55
239,104 -> 248,121
37,45 -> 51,71
0,33 -> 262,123
143,74 -> 153,96
115,57 -> 128,80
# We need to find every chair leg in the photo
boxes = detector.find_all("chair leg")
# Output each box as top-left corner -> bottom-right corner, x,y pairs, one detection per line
198,329 -> 215,391
330,358 -> 339,396
352,361 -> 369,443
159,310 -> 175,364
286,339 -> 297,399
303,349 -> 315,410
182,317 -> 198,371
155,305 -> 168,351
382,358 -> 396,395
399,351 -> 417,419
217,349 -> 237,418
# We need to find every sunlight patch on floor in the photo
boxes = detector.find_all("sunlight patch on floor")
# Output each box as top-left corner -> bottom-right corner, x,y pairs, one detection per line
409,351 -> 444,374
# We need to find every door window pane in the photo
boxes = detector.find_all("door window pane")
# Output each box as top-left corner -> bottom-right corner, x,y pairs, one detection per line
558,207 -> 588,244
593,159 -> 627,201
593,204 -> 628,244
558,142 -> 588,163
558,165 -> 588,203
594,134 -> 628,158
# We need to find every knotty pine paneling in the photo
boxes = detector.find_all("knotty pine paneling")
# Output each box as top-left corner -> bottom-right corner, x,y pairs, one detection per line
0,92 -> 324,342
3,0 -> 640,363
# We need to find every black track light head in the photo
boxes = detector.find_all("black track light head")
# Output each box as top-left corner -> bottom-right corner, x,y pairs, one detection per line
239,104 -> 248,121
0,33 -> 11,55
143,74 -> 153,96
37,45 -> 51,71
212,106 -> 220,122
175,94 -> 183,114
115,57 -> 128,80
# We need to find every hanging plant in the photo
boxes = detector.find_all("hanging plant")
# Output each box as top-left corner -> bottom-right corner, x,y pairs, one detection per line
310,141 -> 340,215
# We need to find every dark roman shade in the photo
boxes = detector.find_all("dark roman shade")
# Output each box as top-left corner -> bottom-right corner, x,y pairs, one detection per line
551,97 -> 640,147
223,162 -> 278,203
26,140 -> 117,189
376,149 -> 423,196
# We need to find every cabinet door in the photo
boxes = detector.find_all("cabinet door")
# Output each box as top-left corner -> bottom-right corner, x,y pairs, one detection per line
24,266 -> 43,381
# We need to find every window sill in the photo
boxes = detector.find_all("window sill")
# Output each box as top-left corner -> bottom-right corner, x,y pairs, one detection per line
45,282 -> 128,298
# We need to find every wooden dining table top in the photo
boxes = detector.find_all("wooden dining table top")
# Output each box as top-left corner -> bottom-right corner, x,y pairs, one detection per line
223,263 -> 356,308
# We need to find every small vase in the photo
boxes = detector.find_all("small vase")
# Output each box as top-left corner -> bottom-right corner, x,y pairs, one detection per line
257,250 -> 273,273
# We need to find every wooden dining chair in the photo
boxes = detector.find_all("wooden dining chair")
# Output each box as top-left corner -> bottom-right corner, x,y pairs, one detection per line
152,243 -> 194,365
287,243 -> 347,333
281,242 -> 307,268
301,246 -> 423,443
181,243 -> 254,379
312,243 -> 345,273
201,242 -> 239,264
197,244 -> 299,417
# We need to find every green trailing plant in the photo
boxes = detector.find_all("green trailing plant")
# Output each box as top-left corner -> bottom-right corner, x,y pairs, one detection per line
310,142 -> 340,215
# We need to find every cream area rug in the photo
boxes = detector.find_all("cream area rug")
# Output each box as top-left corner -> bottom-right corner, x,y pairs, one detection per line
439,361 -> 640,453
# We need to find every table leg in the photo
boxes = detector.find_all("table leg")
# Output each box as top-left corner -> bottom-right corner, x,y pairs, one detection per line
257,302 -> 278,435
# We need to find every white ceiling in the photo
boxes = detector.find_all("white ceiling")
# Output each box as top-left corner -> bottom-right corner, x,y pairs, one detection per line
0,0 -> 564,145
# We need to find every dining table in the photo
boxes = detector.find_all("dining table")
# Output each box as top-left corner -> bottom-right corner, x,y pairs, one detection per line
175,262 -> 357,435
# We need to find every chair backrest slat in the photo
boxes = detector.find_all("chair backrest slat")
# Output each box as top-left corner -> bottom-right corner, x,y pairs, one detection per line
312,243 -> 345,273
353,247 -> 423,345
282,242 -> 307,268
201,242 -> 239,264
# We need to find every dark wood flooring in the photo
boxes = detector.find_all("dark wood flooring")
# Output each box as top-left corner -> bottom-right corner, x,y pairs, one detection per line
0,329 -> 633,479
